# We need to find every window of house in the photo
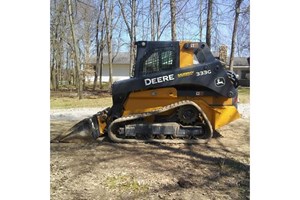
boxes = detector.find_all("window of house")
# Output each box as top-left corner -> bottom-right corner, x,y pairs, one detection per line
241,70 -> 250,79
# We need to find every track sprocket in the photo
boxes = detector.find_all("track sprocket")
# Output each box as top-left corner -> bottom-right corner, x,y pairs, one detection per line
177,105 -> 199,125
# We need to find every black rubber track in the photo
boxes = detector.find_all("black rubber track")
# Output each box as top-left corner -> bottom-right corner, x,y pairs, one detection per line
108,100 -> 213,144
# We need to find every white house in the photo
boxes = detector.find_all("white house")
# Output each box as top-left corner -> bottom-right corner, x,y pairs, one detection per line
86,52 -> 250,86
229,57 -> 250,87
85,52 -> 131,83
212,51 -> 250,87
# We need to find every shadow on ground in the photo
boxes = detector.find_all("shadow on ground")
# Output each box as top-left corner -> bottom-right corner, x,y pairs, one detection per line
51,119 -> 250,200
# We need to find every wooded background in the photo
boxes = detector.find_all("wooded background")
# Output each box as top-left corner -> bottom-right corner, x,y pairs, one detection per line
50,0 -> 250,98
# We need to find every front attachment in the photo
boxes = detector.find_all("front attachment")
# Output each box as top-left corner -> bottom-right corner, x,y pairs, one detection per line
50,108 -> 110,143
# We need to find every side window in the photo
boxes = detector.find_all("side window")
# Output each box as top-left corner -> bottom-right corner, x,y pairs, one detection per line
143,52 -> 159,75
142,49 -> 175,76
161,50 -> 174,70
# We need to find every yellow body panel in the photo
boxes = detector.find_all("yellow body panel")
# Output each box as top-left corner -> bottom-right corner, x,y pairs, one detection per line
123,87 -> 240,130
179,41 -> 194,68
213,106 -> 240,129
97,116 -> 107,136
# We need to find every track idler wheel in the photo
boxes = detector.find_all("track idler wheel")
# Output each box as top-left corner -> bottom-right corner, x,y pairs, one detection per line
177,105 -> 199,125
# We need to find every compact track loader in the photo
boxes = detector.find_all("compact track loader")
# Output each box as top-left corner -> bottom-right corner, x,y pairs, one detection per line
53,41 -> 240,144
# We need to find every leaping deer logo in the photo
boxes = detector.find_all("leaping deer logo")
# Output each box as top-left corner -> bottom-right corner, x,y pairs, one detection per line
215,77 -> 225,87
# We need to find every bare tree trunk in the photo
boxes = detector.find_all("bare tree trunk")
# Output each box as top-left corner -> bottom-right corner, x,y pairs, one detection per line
93,0 -> 105,90
199,0 -> 203,41
206,0 -> 213,48
83,9 -> 91,90
51,69 -> 57,90
71,57 -> 76,85
93,38 -> 99,92
229,0 -> 243,71
99,45 -> 104,89
53,29 -> 60,90
66,51 -> 72,85
67,0 -> 82,99
51,0 -> 62,91
93,65 -> 98,90
104,0 -> 113,89
170,0 -> 176,41
55,52 -> 61,89
99,20 -> 105,89
141,0 -> 146,40
50,49 -> 57,90
54,36 -> 63,89
150,0 -> 155,40
130,0 -> 136,75
156,0 -> 162,40
118,0 -> 136,77
94,9 -> 101,91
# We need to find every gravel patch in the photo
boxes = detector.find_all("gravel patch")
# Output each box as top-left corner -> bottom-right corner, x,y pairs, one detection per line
50,103 -> 250,120
238,103 -> 250,119
50,107 -> 106,120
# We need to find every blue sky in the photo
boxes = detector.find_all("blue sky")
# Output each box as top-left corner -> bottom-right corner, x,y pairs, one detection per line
113,0 -> 249,57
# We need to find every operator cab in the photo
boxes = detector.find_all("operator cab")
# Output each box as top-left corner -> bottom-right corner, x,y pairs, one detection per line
132,41 -> 179,78
131,41 -> 216,78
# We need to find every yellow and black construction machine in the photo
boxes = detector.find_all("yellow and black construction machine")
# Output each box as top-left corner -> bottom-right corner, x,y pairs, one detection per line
54,41 -> 240,144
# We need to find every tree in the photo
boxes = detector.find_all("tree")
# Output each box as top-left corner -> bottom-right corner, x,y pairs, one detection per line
50,0 -> 250,92
81,2 -> 94,90
93,0 -> 105,90
67,0 -> 83,99
149,0 -> 166,41
229,0 -> 243,71
118,0 -> 137,76
150,0 -> 155,41
236,3 -> 250,56
170,0 -> 176,41
104,0 -> 114,89
50,0 -> 66,90
206,0 -> 213,48
155,0 -> 163,41
199,0 -> 203,41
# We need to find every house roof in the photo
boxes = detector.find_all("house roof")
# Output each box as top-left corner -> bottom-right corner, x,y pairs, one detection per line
90,52 -> 249,66
90,52 -> 130,65
230,57 -> 249,66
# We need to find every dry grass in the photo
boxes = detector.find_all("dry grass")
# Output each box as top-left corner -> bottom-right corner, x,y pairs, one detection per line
50,97 -> 112,109
104,174 -> 149,193
50,87 -> 112,109
238,87 -> 250,103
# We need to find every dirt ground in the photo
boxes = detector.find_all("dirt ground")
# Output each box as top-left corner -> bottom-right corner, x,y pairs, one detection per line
50,114 -> 249,200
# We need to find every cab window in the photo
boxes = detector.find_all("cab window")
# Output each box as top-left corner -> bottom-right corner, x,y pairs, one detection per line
142,48 -> 175,76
